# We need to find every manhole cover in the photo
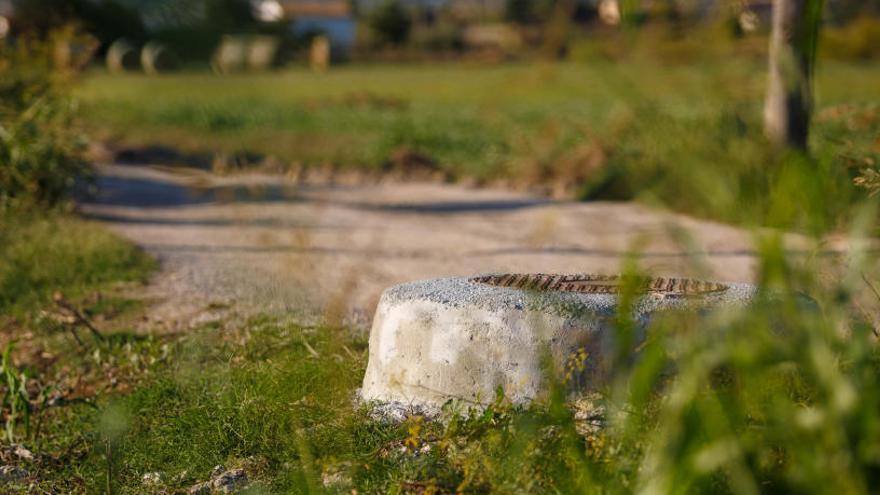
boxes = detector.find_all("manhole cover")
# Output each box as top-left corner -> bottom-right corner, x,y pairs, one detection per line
471,273 -> 728,296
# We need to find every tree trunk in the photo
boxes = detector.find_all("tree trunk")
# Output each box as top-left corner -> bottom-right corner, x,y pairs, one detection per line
764,0 -> 812,149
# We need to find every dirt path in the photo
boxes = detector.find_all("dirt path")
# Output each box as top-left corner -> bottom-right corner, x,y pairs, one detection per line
81,163 -> 815,331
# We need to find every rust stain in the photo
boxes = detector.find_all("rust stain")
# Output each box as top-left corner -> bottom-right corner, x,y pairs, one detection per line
471,274 -> 728,296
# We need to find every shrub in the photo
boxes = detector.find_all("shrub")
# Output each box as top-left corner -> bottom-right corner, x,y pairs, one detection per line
822,16 -> 880,61
505,0 -> 537,24
369,0 -> 413,46
0,40 -> 89,210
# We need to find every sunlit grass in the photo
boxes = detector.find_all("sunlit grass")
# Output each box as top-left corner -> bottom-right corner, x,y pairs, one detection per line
29,235 -> 880,493
76,60 -> 880,223
6,45 -> 879,495
0,213 -> 155,315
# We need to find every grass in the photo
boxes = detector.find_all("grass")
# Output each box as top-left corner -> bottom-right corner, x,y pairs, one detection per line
2,176 -> 868,491
0,211 -> 158,492
0,213 -> 155,316
76,59 -> 880,223
0,193 -> 873,494
19,235 -> 880,493
6,32 -> 880,495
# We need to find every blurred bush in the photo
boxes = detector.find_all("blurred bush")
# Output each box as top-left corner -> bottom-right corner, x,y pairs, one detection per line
579,104 -> 863,230
412,22 -> 465,52
826,0 -> 880,25
505,0 -> 539,24
369,0 -> 413,46
11,0 -> 147,47
822,16 -> 880,61
0,39 -> 89,210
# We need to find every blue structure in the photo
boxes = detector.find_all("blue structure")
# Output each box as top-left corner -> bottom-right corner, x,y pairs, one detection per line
282,1 -> 357,57
291,15 -> 356,53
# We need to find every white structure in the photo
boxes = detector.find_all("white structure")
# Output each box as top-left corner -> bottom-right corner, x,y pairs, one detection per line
361,274 -> 759,416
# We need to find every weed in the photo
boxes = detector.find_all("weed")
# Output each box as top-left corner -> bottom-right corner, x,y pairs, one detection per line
0,39 -> 89,210
0,343 -> 31,443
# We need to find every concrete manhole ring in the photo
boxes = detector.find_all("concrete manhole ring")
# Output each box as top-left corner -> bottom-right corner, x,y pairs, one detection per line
360,273 -> 757,418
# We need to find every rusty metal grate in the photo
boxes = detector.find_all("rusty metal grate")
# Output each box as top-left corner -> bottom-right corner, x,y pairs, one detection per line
470,273 -> 728,296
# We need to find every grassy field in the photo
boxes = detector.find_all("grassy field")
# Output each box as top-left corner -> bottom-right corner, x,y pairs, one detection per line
0,214 -> 154,316
77,59 -> 880,222
2,203 -> 879,493
0,213 -> 158,492
16,239 -> 880,494
5,40 -> 880,493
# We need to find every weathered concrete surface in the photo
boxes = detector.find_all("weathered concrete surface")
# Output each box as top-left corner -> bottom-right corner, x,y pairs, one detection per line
361,274 -> 758,413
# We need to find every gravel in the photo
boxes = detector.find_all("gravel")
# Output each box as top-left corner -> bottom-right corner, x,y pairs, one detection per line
81,163 -> 819,331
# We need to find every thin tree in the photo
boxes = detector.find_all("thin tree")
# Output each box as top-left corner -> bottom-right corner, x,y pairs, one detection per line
764,0 -> 824,149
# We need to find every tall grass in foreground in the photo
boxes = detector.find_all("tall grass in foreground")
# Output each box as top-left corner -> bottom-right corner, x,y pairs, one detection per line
22,173 -> 880,493
4,27 -> 880,495
12,80 -> 879,490
38,232 -> 878,493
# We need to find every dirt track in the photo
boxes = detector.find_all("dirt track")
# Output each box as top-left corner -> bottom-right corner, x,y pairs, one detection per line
81,163 -> 818,331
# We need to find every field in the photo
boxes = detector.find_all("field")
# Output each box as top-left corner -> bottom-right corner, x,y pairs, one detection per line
10,220 -> 880,493
77,60 -> 880,222
3,40 -> 880,493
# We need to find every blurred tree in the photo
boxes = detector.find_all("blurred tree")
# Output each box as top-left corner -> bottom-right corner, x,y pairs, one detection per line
369,0 -> 412,46
75,0 -> 147,45
205,0 -> 256,33
506,0 -> 580,26
826,0 -> 880,25
505,0 -> 536,24
764,0 -> 824,149
571,0 -> 597,23
11,0 -> 73,34
11,0 -> 145,45
143,0 -> 260,62
543,0 -> 574,59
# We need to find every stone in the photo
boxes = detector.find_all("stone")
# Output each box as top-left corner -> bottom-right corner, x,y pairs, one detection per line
360,273 -> 758,416
0,465 -> 27,482
142,471 -> 164,485
188,466 -> 248,494
211,468 -> 247,493
188,482 -> 212,495
210,465 -> 226,479
11,444 -> 33,461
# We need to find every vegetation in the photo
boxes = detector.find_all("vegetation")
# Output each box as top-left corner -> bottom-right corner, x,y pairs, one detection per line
369,0 -> 414,46
0,213 -> 154,315
77,55 -> 880,223
0,214 -> 155,493
822,16 -> 880,60
0,40 -> 89,210
3,8 -> 880,495
19,230 -> 880,493
8,54 -> 880,492
0,41 -> 155,493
